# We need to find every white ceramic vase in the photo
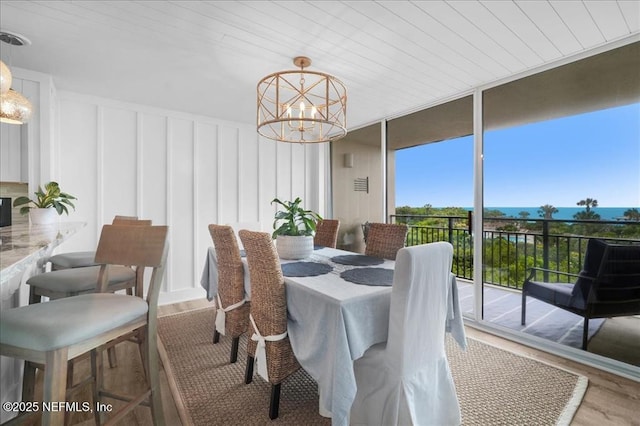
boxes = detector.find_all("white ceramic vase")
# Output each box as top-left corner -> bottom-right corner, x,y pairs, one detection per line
29,208 -> 58,225
276,235 -> 314,260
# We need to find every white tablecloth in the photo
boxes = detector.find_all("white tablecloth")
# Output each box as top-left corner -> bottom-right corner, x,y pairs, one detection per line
200,246 -> 466,426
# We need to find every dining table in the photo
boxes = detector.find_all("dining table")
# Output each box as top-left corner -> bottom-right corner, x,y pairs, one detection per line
200,244 -> 466,426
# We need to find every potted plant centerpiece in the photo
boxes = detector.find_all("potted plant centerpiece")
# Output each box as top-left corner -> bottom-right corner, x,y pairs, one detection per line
13,181 -> 77,225
271,197 -> 322,259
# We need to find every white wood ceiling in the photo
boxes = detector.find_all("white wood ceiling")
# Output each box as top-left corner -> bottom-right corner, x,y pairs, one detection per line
1,1 -> 638,130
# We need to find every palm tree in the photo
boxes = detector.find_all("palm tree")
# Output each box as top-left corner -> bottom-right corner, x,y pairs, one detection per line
577,198 -> 598,212
538,204 -> 558,219
623,208 -> 640,222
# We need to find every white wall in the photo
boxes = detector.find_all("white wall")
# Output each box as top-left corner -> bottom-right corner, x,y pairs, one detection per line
52,91 -> 328,305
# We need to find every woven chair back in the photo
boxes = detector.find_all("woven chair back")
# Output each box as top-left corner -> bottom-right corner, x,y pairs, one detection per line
314,219 -> 340,248
238,230 -> 287,336
209,224 -> 245,307
365,223 -> 408,260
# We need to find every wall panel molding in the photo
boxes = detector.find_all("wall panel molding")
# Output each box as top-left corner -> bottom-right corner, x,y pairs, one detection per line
52,90 -> 325,304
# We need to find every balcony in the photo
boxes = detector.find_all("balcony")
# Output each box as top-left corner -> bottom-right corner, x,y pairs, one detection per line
390,213 -> 640,366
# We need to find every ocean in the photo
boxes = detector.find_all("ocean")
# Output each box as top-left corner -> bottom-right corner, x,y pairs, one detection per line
476,207 -> 636,221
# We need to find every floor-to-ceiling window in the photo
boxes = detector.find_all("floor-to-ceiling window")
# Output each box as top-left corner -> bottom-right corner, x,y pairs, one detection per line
379,41 -> 639,373
481,42 -> 640,368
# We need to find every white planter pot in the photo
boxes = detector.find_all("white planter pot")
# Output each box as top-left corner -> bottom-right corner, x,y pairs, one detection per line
276,235 -> 314,260
29,208 -> 58,225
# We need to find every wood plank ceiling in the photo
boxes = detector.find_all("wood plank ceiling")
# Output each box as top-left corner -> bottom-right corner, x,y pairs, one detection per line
1,1 -> 638,130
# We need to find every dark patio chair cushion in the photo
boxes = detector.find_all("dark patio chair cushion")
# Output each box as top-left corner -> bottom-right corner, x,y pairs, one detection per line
569,238 -> 607,309
526,280 -> 574,308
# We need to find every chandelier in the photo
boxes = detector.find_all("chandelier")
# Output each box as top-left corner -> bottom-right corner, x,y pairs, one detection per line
0,31 -> 33,125
257,56 -> 347,143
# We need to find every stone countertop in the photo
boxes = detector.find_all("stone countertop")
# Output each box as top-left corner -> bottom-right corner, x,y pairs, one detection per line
0,221 -> 86,290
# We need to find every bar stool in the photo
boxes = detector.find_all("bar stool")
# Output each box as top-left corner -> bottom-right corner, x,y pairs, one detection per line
22,219 -> 152,405
0,224 -> 169,426
47,215 -> 142,271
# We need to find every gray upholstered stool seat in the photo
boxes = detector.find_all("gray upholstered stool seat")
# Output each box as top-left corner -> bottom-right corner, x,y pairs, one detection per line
48,251 -> 99,270
0,293 -> 147,352
27,265 -> 136,296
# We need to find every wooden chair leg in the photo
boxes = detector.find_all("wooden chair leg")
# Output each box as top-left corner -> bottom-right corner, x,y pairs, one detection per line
21,361 -> 37,403
244,356 -> 254,384
147,327 -> 165,425
43,348 -> 68,426
213,329 -> 220,344
64,360 -> 75,426
138,330 -> 148,379
107,346 -> 118,368
91,349 -> 103,426
269,383 -> 281,420
230,337 -> 239,363
66,360 -> 75,389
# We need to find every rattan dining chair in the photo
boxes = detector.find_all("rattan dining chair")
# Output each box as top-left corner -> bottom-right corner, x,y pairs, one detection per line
238,230 -> 301,420
48,215 -> 144,271
0,224 -> 169,426
313,219 -> 340,248
364,223 -> 408,260
208,224 -> 250,363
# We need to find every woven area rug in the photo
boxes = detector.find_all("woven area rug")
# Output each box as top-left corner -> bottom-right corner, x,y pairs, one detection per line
158,307 -> 587,426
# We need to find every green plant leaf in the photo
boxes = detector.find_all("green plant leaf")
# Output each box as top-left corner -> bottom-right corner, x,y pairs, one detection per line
13,181 -> 77,216
271,197 -> 320,237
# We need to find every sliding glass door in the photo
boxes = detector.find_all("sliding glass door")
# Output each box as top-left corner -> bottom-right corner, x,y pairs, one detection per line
481,42 -> 640,367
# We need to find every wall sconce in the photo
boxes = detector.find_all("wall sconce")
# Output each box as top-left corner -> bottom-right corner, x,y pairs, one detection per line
343,153 -> 354,168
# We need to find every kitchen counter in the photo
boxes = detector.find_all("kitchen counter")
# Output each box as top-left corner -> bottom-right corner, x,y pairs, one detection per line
0,221 -> 86,293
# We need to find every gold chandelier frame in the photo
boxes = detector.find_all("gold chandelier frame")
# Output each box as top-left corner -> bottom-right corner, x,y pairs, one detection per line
257,56 -> 347,143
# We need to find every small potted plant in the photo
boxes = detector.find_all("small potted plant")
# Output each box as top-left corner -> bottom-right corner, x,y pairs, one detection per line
271,197 -> 322,259
13,181 -> 77,225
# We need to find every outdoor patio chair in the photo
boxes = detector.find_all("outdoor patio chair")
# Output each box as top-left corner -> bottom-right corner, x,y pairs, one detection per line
521,238 -> 640,350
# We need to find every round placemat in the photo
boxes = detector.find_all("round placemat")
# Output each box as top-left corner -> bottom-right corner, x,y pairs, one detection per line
331,254 -> 385,266
340,267 -> 394,286
281,262 -> 333,277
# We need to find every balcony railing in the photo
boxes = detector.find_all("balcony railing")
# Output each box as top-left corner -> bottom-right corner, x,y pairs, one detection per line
390,213 -> 640,289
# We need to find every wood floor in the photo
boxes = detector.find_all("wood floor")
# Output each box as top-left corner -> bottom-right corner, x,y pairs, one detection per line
26,298 -> 640,425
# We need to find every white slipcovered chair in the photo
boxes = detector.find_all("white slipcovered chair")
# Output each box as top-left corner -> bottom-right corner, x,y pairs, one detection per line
350,242 -> 463,426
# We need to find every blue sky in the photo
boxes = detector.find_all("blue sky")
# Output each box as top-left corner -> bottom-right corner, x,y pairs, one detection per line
395,103 -> 640,208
